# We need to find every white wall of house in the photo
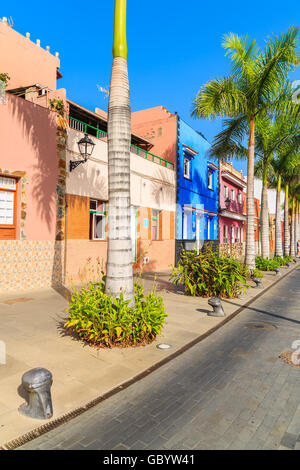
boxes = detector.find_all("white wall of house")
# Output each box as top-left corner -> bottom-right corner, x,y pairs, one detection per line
66,128 -> 176,212
254,177 -> 285,216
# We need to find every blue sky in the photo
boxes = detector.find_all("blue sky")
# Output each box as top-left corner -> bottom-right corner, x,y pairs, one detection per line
5,0 -> 300,174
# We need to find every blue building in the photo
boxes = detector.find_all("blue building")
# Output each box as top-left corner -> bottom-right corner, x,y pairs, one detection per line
131,107 -> 219,264
175,116 -> 219,260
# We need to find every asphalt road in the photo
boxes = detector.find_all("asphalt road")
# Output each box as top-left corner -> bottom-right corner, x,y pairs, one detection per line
21,267 -> 300,450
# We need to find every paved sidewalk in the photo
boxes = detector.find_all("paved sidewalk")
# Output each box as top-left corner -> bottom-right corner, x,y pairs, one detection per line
0,264 -> 298,448
20,265 -> 300,451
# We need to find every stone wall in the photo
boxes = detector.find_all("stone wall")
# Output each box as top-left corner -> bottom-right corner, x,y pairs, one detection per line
219,242 -> 245,261
0,240 -> 64,292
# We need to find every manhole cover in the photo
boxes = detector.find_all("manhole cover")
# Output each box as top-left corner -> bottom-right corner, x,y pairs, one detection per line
244,321 -> 277,331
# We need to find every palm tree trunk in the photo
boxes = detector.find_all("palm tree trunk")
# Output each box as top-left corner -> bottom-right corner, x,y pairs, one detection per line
105,0 -> 135,305
284,184 -> 290,257
295,200 -> 299,256
290,197 -> 296,257
275,175 -> 283,257
245,118 -> 256,271
261,163 -> 269,259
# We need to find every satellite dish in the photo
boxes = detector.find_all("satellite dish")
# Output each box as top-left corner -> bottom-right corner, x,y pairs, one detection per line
96,84 -> 109,98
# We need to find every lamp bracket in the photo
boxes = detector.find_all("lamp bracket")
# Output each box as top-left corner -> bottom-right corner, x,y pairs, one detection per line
69,159 -> 86,172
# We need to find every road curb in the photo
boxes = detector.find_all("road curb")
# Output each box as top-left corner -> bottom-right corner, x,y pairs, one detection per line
1,263 -> 299,450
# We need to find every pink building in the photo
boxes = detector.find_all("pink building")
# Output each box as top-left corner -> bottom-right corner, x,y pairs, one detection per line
0,19 -> 66,292
0,20 -> 176,292
219,161 -> 247,257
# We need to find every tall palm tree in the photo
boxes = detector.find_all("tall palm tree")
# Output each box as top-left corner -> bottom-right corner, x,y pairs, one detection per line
290,193 -> 297,257
192,28 -> 299,270
106,0 -> 135,305
289,180 -> 300,256
282,167 -> 300,256
284,179 -> 290,256
269,137 -> 300,257
253,113 -> 299,258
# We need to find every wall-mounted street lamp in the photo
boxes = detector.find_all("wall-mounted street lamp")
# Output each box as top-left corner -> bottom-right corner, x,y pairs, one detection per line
225,197 -> 231,204
69,134 -> 95,172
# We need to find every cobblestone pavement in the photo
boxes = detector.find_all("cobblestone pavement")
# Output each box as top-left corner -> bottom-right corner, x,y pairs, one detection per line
20,267 -> 300,450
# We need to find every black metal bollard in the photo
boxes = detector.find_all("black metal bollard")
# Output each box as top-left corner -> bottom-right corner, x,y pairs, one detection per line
19,368 -> 53,420
252,277 -> 264,289
274,268 -> 281,276
207,297 -> 226,317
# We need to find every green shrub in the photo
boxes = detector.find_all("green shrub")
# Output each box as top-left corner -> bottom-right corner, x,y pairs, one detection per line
274,255 -> 292,266
250,268 -> 264,279
64,279 -> 167,348
170,249 -> 249,298
255,255 -> 292,271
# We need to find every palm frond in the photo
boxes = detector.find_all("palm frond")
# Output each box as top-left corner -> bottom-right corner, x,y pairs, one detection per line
207,115 -> 248,160
191,76 -> 247,120
222,33 -> 259,83
253,26 -> 300,106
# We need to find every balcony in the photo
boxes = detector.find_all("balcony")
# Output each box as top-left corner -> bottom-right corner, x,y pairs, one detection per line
69,116 -> 174,170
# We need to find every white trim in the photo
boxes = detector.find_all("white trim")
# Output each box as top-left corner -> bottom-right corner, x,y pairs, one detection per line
222,171 -> 247,189
220,210 -> 246,222
0,176 -> 16,190
182,145 -> 198,157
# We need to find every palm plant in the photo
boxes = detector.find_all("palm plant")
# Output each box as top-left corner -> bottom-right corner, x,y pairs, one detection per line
289,179 -> 300,256
269,144 -> 300,257
253,113 -> 299,257
106,0 -> 135,305
192,28 -> 299,270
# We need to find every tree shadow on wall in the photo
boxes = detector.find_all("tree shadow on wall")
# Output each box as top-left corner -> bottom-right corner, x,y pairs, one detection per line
7,94 -> 64,294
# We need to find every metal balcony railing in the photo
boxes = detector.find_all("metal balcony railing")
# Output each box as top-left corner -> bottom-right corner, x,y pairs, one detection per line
69,116 -> 174,170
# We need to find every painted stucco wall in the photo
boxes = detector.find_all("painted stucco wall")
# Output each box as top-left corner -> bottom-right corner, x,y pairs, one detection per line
254,177 -> 284,217
176,117 -> 219,241
219,173 -> 246,215
219,161 -> 246,245
219,217 -> 244,244
131,106 -> 177,165
65,128 -> 176,280
0,92 -> 58,240
0,20 -> 60,91
66,128 -> 176,212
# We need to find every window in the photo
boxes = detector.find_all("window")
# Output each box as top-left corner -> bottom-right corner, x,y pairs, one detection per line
183,212 -> 188,239
208,171 -> 213,189
224,185 -> 228,198
236,227 -> 240,243
151,209 -> 160,240
0,176 -> 17,240
207,217 -> 211,239
231,226 -> 235,244
183,157 -> 191,179
223,225 -> 228,243
89,199 -> 106,240
238,192 -> 242,204
231,189 -> 235,201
